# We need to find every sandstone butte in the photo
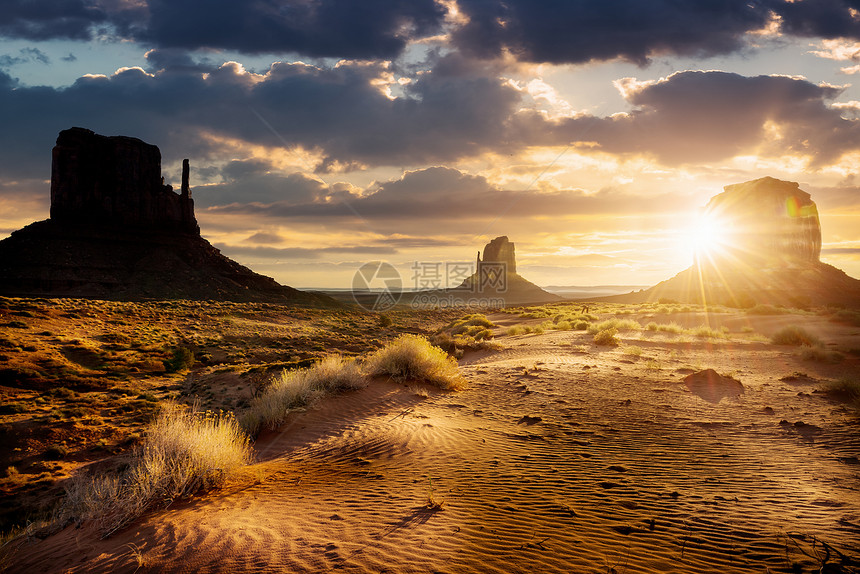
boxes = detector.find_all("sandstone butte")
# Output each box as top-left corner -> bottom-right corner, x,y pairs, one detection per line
0,128 -> 335,305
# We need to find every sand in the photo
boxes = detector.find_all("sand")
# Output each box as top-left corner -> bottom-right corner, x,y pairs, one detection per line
5,310 -> 860,573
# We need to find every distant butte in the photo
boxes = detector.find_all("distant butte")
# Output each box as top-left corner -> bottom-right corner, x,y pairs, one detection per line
0,128 -> 335,305
601,177 -> 860,308
448,236 -> 560,305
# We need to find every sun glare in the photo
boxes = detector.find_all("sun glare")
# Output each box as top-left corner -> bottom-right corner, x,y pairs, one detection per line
687,214 -> 728,261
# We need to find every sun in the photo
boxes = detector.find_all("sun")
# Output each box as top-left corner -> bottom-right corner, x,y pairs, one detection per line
687,213 -> 728,261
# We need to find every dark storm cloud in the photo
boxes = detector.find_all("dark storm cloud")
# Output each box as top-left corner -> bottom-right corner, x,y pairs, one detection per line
141,0 -> 446,58
453,0 -> 769,64
525,71 -> 860,165
775,0 -> 860,40
0,53 -> 523,181
206,166 -> 691,221
0,0 -> 107,41
453,0 -> 860,65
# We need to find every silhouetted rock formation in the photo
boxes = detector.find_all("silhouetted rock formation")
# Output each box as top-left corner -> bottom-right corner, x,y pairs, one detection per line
478,235 -> 517,274
442,236 -> 559,306
703,177 -> 821,268
51,128 -> 199,234
0,128 -> 335,305
598,177 -> 860,308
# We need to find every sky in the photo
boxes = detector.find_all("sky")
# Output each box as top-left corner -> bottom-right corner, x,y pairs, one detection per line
1,0 -> 860,289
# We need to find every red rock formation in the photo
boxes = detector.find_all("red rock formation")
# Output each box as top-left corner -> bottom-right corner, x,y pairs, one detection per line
595,177 -> 860,308
702,176 -> 821,268
478,235 -> 517,274
50,127 -> 198,234
0,128 -> 335,305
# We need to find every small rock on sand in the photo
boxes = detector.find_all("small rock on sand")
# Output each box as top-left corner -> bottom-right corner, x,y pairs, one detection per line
684,369 -> 744,403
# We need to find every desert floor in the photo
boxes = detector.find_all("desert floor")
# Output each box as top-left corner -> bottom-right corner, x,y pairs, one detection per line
3,303 -> 860,573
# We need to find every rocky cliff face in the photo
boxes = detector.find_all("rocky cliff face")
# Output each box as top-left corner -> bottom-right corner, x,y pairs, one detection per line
703,176 -> 821,267
0,128 -> 334,305
479,236 -> 517,274
50,127 -> 198,234
599,177 -> 860,308
437,235 -> 558,305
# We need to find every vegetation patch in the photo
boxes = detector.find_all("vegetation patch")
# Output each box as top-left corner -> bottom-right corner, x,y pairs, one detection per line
364,334 -> 465,391
60,403 -> 252,537
770,326 -> 822,347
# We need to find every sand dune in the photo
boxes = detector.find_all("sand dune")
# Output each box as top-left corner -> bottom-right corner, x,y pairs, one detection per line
6,312 -> 860,573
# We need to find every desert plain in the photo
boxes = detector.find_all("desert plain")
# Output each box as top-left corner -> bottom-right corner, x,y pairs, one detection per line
0,297 -> 859,573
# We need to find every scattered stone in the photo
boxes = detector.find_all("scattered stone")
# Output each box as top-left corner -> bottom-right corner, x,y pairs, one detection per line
684,369 -> 744,403
517,415 -> 542,425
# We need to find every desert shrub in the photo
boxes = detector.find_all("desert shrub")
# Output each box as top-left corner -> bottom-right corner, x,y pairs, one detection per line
507,326 -> 526,336
746,304 -> 787,315
243,355 -> 365,433
555,320 -> 573,331
692,325 -> 727,339
163,347 -> 194,373
587,318 -> 640,334
44,444 -> 68,460
770,326 -> 822,347
0,402 -> 26,414
798,347 -> 844,363
378,313 -> 393,328
830,309 -> 860,327
821,378 -> 860,401
593,327 -> 620,346
363,334 -> 464,391
61,402 -> 252,537
623,345 -> 643,356
573,320 -> 589,330
432,314 -> 497,354
645,322 -> 658,331
656,322 -> 684,334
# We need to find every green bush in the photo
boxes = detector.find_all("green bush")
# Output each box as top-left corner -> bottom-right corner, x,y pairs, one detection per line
163,347 -> 194,373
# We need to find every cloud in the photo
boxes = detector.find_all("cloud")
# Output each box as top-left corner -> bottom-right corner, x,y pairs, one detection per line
0,61 -> 857,192
0,0 -> 107,41
0,53 -> 524,180
0,47 -> 51,68
452,0 -> 860,65
529,71 -> 860,165
139,0 -> 446,58
213,243 -> 398,260
206,166 -> 694,223
452,0 -> 767,65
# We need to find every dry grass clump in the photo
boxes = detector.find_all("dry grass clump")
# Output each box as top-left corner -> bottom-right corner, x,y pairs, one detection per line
61,403 -> 252,537
821,378 -> 860,413
746,304 -> 788,315
692,325 -> 728,339
798,347 -> 844,363
587,318 -> 640,334
593,327 -> 620,346
771,326 -> 822,347
242,356 -> 365,433
363,334 -> 465,391
431,313 -> 498,356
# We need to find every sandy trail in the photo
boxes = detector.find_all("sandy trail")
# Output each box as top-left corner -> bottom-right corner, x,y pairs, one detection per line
7,322 -> 860,573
